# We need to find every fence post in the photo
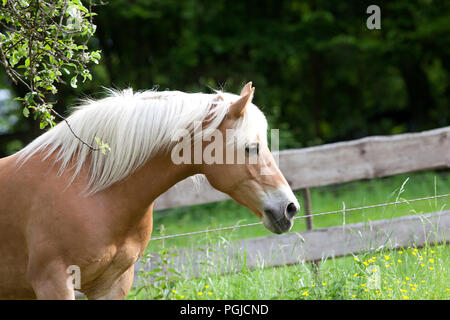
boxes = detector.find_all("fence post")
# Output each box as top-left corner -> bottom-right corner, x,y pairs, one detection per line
301,188 -> 320,273
301,188 -> 313,230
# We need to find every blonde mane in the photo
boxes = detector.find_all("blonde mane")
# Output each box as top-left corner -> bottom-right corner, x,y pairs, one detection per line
17,88 -> 268,194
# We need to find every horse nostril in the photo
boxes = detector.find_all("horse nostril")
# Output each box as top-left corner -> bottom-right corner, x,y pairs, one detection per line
286,202 -> 299,219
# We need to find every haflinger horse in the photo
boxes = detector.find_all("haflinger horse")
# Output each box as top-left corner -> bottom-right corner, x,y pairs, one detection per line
0,82 -> 299,300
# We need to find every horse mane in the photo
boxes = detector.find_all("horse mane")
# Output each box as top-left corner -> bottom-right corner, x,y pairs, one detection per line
17,88 -> 268,194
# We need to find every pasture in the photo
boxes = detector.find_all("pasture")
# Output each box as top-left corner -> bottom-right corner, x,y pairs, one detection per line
129,171 -> 450,300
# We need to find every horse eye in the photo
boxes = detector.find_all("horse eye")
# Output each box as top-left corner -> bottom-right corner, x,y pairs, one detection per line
245,142 -> 260,155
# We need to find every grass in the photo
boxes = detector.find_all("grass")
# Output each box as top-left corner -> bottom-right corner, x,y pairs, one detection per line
148,171 -> 449,251
129,244 -> 450,300
129,170 -> 450,300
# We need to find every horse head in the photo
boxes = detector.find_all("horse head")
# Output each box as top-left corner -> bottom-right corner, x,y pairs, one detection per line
198,82 -> 300,234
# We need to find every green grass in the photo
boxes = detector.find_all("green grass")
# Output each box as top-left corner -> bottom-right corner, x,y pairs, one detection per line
148,171 -> 449,251
129,170 -> 450,300
129,244 -> 450,300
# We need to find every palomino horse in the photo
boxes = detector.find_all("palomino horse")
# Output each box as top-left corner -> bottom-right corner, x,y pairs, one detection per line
0,82 -> 299,299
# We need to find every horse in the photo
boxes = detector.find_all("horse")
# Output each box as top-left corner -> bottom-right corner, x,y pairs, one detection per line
0,82 -> 299,299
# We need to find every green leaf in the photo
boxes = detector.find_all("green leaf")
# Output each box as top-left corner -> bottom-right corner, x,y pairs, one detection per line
40,121 -> 48,129
70,76 -> 78,88
10,52 -> 18,67
22,107 -> 29,118
2,0 -> 7,7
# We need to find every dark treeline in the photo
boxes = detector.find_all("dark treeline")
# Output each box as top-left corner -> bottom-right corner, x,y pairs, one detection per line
1,0 -> 449,155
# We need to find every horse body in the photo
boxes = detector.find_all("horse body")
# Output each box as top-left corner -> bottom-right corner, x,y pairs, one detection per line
0,83 -> 299,299
0,149 -> 195,299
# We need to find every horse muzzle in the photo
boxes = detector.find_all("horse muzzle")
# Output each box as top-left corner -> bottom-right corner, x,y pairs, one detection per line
262,199 -> 300,234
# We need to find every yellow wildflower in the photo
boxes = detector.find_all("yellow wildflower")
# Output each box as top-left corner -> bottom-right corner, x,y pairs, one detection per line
302,290 -> 309,296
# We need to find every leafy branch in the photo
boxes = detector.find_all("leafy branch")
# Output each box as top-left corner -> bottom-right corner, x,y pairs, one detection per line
0,0 -> 109,153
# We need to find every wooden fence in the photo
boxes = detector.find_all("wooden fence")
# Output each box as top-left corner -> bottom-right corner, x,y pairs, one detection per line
135,127 -> 450,280
136,211 -> 450,278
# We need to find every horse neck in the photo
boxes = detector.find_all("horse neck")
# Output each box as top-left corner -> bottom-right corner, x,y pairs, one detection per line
103,152 -> 198,214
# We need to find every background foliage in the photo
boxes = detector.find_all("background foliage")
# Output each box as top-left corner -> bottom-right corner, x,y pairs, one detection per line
1,0 -> 449,156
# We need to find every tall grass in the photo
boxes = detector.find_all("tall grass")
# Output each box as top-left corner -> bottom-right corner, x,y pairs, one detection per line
130,243 -> 450,300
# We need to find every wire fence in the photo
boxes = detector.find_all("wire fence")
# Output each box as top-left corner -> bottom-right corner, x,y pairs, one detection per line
149,193 -> 450,241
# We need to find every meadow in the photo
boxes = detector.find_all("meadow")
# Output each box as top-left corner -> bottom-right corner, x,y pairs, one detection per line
131,245 -> 450,300
129,170 -> 450,300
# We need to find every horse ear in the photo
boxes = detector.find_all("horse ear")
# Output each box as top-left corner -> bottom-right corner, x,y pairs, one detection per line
240,81 -> 253,96
229,87 -> 255,118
